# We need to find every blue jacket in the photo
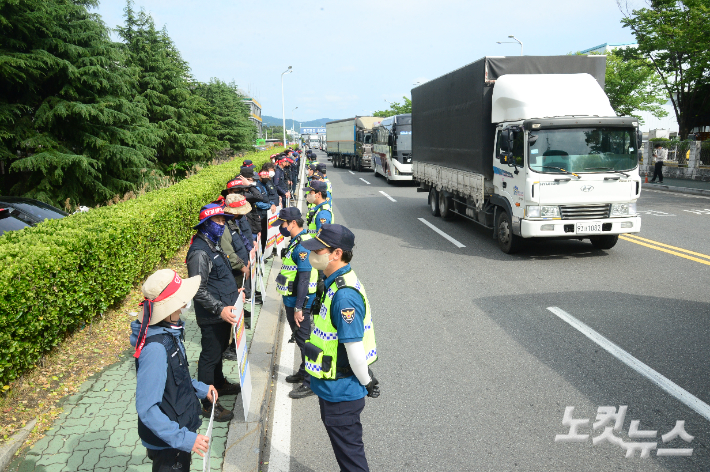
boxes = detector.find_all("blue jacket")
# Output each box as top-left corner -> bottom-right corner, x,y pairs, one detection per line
130,320 -> 209,451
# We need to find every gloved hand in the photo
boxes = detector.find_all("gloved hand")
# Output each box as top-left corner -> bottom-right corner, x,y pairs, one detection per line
366,368 -> 380,398
280,247 -> 288,259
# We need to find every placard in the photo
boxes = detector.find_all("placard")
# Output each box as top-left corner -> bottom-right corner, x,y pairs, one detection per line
232,301 -> 251,422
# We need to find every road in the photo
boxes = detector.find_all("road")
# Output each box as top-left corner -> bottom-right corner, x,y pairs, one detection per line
263,150 -> 710,471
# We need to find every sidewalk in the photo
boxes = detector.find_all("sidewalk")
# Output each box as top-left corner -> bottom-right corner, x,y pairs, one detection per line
644,177 -> 710,196
8,258 -> 276,472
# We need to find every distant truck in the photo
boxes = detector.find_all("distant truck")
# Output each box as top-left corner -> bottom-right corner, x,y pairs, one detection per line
308,134 -> 320,149
412,55 -> 642,253
326,117 -> 381,171
319,134 -> 327,151
372,113 -> 413,182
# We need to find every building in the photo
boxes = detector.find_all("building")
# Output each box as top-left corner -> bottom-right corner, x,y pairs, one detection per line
579,42 -> 637,55
238,89 -> 263,138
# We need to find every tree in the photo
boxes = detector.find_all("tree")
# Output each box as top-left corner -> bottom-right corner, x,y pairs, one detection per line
193,79 -> 256,151
372,96 -> 412,118
0,0 -> 157,206
619,0 -> 710,137
602,49 -> 669,124
117,2 -> 222,171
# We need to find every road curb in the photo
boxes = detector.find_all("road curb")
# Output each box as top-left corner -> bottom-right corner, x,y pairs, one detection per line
644,183 -> 710,197
0,419 -> 36,472
223,256 -> 283,472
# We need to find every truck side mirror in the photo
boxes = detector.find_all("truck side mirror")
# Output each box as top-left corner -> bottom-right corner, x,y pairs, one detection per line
388,135 -> 393,146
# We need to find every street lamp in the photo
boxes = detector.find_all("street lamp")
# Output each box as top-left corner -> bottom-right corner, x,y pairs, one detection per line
496,35 -> 523,56
281,66 -> 292,145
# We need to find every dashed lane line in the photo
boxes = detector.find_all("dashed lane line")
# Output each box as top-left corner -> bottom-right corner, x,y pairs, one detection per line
359,178 -> 371,185
417,218 -> 465,248
379,191 -> 396,202
548,306 -> 710,423
620,234 -> 710,266
348,170 -> 355,175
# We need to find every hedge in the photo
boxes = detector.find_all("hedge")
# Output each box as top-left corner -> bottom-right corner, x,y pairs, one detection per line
0,149 -> 279,386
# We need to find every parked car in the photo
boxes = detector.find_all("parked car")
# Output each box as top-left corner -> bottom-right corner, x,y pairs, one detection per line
0,197 -> 68,236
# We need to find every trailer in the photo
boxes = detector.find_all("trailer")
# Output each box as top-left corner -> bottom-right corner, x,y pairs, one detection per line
326,117 -> 381,171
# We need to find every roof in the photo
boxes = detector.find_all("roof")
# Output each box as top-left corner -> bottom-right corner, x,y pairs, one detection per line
579,42 -> 637,54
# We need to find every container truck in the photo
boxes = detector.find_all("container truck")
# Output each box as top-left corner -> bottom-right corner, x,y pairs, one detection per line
412,55 -> 642,254
372,113 -> 413,182
326,117 -> 381,171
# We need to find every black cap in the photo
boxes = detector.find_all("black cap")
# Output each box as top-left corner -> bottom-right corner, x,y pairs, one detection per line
301,224 -> 355,251
311,171 -> 324,180
303,180 -> 327,193
316,163 -> 326,172
240,166 -> 255,178
270,206 -> 302,226
308,163 -> 317,170
243,159 -> 253,167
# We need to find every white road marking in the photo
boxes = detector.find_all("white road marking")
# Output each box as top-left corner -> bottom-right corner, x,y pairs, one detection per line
359,178 -> 371,185
348,171 -> 355,175
267,319 -> 296,471
417,218 -> 466,248
547,306 -> 710,423
379,191 -> 396,202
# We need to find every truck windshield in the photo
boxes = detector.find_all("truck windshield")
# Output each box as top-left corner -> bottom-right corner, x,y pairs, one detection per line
528,128 -> 637,173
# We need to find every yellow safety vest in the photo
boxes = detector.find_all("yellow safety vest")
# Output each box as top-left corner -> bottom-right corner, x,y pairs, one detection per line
307,202 -> 334,235
305,269 -> 377,380
276,233 -> 318,296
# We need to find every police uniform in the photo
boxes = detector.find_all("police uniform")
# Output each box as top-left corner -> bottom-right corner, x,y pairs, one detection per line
271,207 -> 318,398
305,181 -> 334,234
301,224 -> 379,472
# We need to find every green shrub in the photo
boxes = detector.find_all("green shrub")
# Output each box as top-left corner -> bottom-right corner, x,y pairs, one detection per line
0,148 -> 280,386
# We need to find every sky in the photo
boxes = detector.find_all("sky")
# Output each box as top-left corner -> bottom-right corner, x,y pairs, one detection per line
93,0 -> 668,129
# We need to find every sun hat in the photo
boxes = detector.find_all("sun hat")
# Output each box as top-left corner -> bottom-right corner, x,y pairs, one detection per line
133,269 -> 201,358
223,194 -> 252,216
193,203 -> 234,229
221,178 -> 252,197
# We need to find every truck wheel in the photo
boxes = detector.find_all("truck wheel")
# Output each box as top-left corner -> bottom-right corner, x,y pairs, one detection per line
439,192 -> 455,220
590,235 -> 619,250
429,188 -> 440,216
496,211 -> 522,254
351,157 -> 358,171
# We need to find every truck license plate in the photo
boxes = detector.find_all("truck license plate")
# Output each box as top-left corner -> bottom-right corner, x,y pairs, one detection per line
576,222 -> 602,234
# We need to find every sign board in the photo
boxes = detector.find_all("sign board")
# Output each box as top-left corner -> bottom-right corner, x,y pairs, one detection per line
232,296 -> 252,422
265,206 -> 282,258
300,127 -> 326,134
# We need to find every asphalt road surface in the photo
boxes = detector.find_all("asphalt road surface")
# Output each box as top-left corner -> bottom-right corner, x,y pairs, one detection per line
263,150 -> 709,471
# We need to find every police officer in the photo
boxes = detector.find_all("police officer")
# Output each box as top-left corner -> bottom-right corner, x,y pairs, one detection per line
301,224 -> 380,472
271,207 -> 318,399
185,204 -> 242,422
316,163 -> 333,198
305,181 -> 333,235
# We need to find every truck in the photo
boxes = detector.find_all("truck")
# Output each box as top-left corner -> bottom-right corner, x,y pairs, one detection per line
326,116 -> 381,171
308,134 -> 320,149
372,113 -> 413,182
412,55 -> 642,254
319,134 -> 327,151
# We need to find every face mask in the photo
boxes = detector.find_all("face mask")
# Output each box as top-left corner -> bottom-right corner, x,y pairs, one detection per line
180,299 -> 191,315
279,224 -> 291,237
200,218 -> 225,244
306,193 -> 316,204
309,251 -> 333,271
269,171 -> 275,178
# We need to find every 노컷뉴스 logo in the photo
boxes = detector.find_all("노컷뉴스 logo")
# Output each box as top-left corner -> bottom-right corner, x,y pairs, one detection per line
580,185 -> 594,192
555,405 -> 694,458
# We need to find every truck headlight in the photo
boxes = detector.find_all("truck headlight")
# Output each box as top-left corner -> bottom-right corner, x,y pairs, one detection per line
611,203 -> 637,216
526,206 -> 560,218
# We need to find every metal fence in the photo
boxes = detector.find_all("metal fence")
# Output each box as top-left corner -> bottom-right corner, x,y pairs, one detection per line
653,141 -> 692,166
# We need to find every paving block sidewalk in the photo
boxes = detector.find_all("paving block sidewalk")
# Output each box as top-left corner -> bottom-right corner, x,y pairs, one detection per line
9,258 -> 276,472
645,177 -> 710,191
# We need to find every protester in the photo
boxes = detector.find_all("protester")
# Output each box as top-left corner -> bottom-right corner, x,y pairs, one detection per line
220,194 -> 252,334
256,165 -> 280,253
650,143 -> 666,184
131,269 -> 218,471
185,204 -> 242,422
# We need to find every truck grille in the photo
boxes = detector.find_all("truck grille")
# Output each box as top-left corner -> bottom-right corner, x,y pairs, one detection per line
559,204 -> 610,220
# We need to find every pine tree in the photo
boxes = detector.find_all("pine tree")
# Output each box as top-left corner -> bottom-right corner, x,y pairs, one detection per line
193,79 -> 257,152
0,0 -> 157,206
117,2 -> 222,172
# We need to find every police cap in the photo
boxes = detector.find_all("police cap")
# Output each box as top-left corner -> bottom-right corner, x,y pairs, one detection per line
270,206 -> 302,226
301,224 -> 355,252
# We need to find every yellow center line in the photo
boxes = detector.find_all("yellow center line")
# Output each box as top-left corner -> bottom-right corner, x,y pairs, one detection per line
622,234 -> 710,260
619,236 -> 710,266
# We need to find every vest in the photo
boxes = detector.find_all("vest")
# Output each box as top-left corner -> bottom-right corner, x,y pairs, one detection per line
135,333 -> 202,448
304,269 -> 377,380
187,234 -> 240,320
276,233 -> 318,296
227,220 -> 250,267
323,178 -> 333,196
307,202 -> 334,235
